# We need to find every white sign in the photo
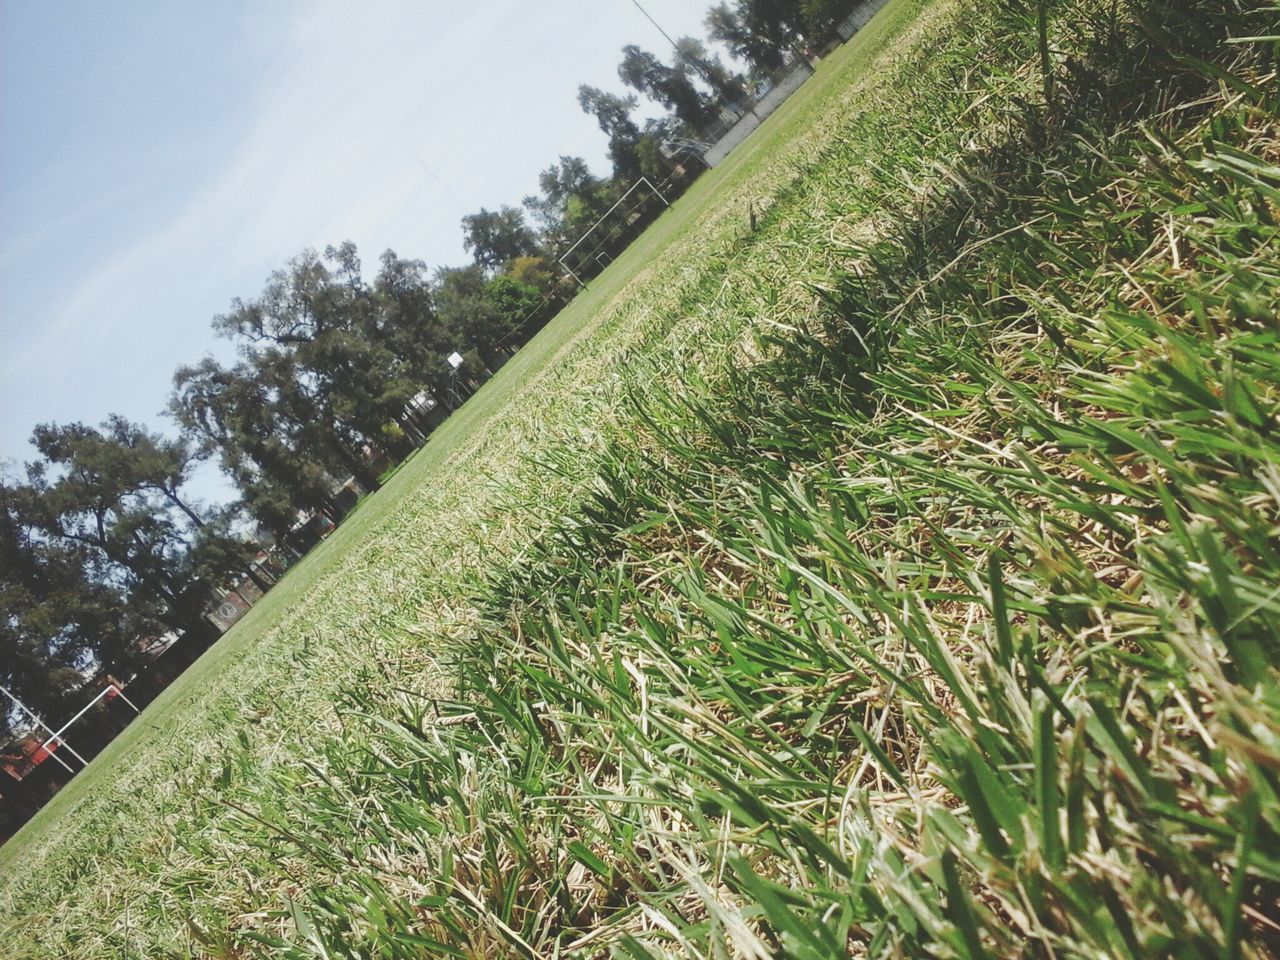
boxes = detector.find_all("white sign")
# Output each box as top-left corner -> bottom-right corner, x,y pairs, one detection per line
447,351 -> 465,369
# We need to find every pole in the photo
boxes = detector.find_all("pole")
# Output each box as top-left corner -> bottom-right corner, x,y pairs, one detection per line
0,683 -> 85,773
629,0 -> 681,53
109,683 -> 141,715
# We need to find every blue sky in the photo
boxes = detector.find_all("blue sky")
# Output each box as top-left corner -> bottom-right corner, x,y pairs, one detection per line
0,0 -> 712,503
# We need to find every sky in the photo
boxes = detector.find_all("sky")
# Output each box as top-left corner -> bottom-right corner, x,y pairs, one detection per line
0,0 -> 713,504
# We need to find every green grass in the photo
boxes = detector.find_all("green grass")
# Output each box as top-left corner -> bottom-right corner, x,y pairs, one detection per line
8,0 -> 1278,955
0,16 -> 866,882
186,1 -> 1280,956
0,3 -> 929,954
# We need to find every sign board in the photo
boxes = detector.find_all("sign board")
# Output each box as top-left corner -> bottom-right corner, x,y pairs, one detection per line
447,351 -> 465,369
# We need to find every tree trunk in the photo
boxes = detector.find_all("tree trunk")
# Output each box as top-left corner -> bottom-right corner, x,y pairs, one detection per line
320,496 -> 342,524
183,615 -> 222,648
399,413 -> 428,446
355,463 -> 381,492
166,490 -> 206,530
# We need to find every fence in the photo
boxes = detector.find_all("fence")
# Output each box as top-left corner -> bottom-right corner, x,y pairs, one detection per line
700,0 -> 892,168
836,0 -> 892,41
701,58 -> 815,168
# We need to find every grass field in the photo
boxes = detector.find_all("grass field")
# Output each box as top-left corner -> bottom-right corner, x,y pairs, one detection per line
6,0 -> 1280,955
0,2 -> 930,954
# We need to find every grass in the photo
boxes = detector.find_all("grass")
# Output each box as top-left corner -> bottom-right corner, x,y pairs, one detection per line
0,7 -> 872,883
7,0 -> 1280,955
0,3 -> 927,955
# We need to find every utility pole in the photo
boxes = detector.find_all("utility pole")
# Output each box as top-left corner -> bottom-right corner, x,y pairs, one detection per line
629,0 -> 682,52
0,683 -> 86,773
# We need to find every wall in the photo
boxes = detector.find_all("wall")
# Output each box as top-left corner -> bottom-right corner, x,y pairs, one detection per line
836,0 -> 892,41
703,0 -> 894,168
704,62 -> 815,168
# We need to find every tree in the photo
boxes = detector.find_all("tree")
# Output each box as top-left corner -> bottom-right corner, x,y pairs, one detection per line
675,37 -> 749,109
506,255 -> 555,293
578,85 -> 645,180
435,266 -> 505,367
170,357 -> 339,540
523,156 -> 602,236
801,0 -> 861,33
0,480 -> 139,735
715,0 -> 861,54
706,1 -> 801,74
89,415 -> 207,529
369,249 -> 451,437
618,45 -> 718,131
372,249 -> 446,378
213,244 -> 408,487
176,243 -> 453,540
487,275 -> 546,346
87,417 -> 273,591
255,346 -> 388,493
24,420 -> 261,647
461,206 -> 540,271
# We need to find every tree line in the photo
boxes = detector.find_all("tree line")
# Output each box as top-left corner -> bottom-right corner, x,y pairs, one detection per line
1,0 -> 869,746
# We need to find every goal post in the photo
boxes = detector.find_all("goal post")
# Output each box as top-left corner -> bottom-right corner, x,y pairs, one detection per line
33,683 -> 141,771
0,682 -> 84,773
558,177 -> 671,288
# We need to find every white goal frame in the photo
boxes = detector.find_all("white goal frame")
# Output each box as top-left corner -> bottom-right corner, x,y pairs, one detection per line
34,683 -> 141,771
558,176 -> 670,288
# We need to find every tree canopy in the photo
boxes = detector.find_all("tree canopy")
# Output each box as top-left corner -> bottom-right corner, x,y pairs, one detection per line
461,207 -> 541,271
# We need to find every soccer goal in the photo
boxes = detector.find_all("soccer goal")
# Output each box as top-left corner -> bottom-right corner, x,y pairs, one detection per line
558,177 -> 670,288
33,683 -> 141,771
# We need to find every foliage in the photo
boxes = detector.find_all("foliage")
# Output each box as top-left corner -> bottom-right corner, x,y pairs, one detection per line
578,85 -> 646,181
25,419 -> 226,641
708,0 -> 863,72
486,275 -> 546,335
523,155 -> 605,237
706,0 -> 798,72
170,356 -> 338,539
505,255 -> 555,291
461,206 -> 541,271
619,43 -> 720,132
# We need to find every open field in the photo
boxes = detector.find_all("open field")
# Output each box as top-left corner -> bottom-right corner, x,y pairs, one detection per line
7,0 -> 1280,955
0,1 -> 917,886
0,2 -> 930,954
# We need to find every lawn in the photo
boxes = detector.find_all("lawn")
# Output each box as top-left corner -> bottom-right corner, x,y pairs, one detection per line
8,0 -> 1275,954
0,2 -> 931,954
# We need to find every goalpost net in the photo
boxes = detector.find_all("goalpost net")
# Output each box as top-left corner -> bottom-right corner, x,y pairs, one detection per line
558,177 -> 670,288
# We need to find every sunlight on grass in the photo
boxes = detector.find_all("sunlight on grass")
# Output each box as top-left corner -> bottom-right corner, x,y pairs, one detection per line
7,0 -> 1279,956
